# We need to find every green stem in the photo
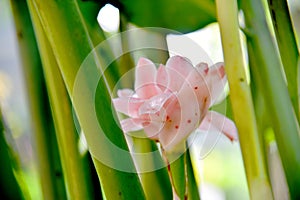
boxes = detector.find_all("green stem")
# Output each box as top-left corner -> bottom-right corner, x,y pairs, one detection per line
118,15 -> 173,199
267,0 -> 300,122
186,149 -> 200,200
10,1 -> 67,199
168,152 -> 186,200
26,0 -> 145,199
216,0 -> 273,198
29,7 -> 94,198
241,0 -> 300,198
131,137 -> 173,200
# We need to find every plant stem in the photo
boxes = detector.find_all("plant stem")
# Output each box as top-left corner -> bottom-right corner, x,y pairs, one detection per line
131,137 -> 173,200
186,149 -> 201,200
241,0 -> 300,198
267,0 -> 300,122
216,0 -> 273,198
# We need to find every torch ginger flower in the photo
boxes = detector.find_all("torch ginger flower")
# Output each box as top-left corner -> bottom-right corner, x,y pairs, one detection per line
113,56 -> 238,152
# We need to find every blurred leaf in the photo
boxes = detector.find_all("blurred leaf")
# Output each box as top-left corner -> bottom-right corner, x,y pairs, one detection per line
241,0 -> 300,198
267,0 -> 300,122
119,0 -> 216,33
0,110 -> 25,200
10,1 -> 67,199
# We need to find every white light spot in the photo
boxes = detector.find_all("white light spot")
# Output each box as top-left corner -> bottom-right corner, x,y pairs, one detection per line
97,4 -> 120,33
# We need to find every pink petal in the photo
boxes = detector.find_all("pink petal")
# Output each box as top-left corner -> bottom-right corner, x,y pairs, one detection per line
113,97 -> 144,117
185,67 -> 211,113
206,62 -> 227,106
136,84 -> 161,99
195,62 -> 209,74
143,115 -> 164,140
117,89 -> 134,97
156,64 -> 168,91
157,85 -> 201,151
134,58 -> 160,98
165,56 -> 195,92
166,56 -> 194,77
138,92 -> 173,115
199,111 -> 238,141
120,118 -> 145,133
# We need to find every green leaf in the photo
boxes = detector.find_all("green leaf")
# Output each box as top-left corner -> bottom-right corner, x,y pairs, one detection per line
241,0 -> 300,198
11,1 -> 67,199
26,0 -> 145,199
267,0 -> 300,122
119,0 -> 216,32
29,7 -> 95,198
0,109 -> 25,200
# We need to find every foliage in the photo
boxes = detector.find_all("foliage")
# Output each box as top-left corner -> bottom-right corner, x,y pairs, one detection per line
1,0 -> 299,199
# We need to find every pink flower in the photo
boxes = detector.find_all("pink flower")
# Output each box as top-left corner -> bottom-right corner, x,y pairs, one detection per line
113,56 -> 238,152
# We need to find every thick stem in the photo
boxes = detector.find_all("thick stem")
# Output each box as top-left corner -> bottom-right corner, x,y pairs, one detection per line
186,149 -> 201,200
216,0 -> 273,198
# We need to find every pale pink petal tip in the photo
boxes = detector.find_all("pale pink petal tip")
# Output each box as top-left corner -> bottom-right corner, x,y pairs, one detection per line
120,118 -> 144,133
199,111 -> 238,142
156,64 -> 168,91
117,89 -> 134,97
166,55 -> 194,77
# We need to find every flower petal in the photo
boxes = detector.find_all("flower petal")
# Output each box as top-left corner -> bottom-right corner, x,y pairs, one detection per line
166,56 -> 194,77
165,56 -> 195,92
199,111 -> 238,141
117,89 -> 134,97
113,97 -> 144,117
185,67 -> 211,114
139,92 -> 173,115
206,62 -> 227,106
156,64 -> 168,91
120,118 -> 145,133
158,83 -> 201,151
134,57 -> 160,98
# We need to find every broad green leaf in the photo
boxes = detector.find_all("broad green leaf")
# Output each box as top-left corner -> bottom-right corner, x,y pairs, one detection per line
26,0 -> 145,199
29,7 -> 95,198
119,0 -> 216,32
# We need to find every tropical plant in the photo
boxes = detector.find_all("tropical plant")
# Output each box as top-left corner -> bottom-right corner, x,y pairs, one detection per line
1,0 -> 299,199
